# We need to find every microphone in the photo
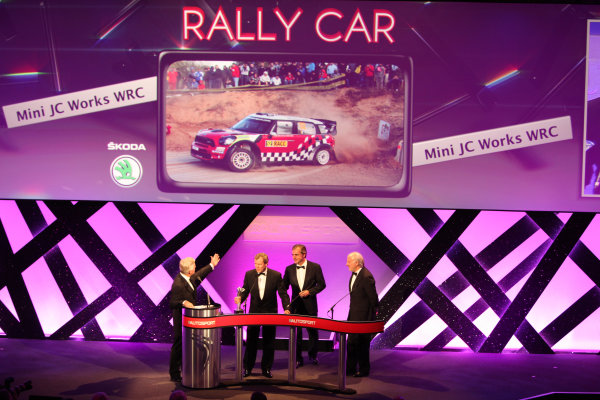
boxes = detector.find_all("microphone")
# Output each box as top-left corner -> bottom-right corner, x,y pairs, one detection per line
194,273 -> 212,307
286,293 -> 301,312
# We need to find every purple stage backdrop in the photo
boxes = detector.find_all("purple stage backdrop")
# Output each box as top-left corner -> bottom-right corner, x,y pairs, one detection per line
1,1 -> 600,354
0,200 -> 598,353
1,1 -> 600,210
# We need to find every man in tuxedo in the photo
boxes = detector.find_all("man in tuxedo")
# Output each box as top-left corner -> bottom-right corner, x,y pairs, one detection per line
283,244 -> 326,367
346,251 -> 378,378
234,253 -> 290,378
168,254 -> 220,382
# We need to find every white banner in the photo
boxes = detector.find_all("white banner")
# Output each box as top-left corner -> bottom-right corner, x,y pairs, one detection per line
413,116 -> 573,166
2,77 -> 157,128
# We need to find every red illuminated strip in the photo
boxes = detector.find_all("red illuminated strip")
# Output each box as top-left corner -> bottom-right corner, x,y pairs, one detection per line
183,313 -> 384,334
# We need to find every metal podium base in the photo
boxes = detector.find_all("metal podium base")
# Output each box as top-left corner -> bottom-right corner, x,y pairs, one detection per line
182,305 -> 221,389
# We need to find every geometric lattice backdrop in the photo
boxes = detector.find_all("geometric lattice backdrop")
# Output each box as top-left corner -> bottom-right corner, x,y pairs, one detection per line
0,200 -> 598,354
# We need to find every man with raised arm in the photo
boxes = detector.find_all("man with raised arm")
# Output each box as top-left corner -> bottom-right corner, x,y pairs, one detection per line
168,254 -> 220,382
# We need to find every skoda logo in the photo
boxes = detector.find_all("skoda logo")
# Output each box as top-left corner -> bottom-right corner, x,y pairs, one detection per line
110,155 -> 143,187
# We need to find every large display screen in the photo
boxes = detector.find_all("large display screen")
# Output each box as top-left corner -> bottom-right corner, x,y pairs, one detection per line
0,1 -> 599,211
158,52 -> 412,197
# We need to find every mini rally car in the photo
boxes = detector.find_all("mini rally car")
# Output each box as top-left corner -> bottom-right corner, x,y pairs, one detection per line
191,113 -> 337,172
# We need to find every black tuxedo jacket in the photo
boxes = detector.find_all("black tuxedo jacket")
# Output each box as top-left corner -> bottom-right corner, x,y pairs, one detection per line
169,264 -> 213,328
283,260 -> 326,315
239,268 -> 290,313
348,266 -> 378,322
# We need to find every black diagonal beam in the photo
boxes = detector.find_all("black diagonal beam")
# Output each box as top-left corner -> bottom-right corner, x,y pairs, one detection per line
0,301 -> 21,337
479,212 -> 595,353
51,203 -> 234,340
8,201 -> 106,276
372,268 -> 470,349
415,279 -> 486,351
475,215 -> 541,270
539,286 -> 600,347
385,208 -> 480,316
562,237 -> 600,289
416,212 -> 551,352
17,200 -> 104,340
114,201 -> 182,279
525,212 -> 600,348
127,204 -> 235,282
401,210 -> 550,352
44,201 -> 160,338
365,209 -> 479,348
130,204 -> 263,342
424,239 -> 552,351
194,204 -> 264,304
50,288 -> 120,340
330,207 -> 411,276
448,240 -> 553,353
0,214 -> 44,338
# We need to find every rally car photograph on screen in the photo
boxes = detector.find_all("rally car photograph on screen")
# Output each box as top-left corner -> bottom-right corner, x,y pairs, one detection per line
191,113 -> 337,172
160,53 -> 412,196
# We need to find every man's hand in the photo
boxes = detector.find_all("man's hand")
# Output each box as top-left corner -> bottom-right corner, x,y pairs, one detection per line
182,300 -> 193,308
299,290 -> 310,298
284,309 -> 291,315
234,296 -> 241,305
211,253 -> 221,267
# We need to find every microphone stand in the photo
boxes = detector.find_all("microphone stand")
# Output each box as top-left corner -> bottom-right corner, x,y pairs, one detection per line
286,293 -> 302,313
328,292 -> 350,351
242,279 -> 257,314
195,274 -> 212,307
327,292 -> 350,320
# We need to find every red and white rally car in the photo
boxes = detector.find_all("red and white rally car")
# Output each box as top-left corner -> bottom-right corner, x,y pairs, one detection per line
191,113 -> 337,172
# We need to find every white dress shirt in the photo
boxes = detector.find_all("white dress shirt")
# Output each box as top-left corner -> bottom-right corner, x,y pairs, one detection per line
296,260 -> 307,291
258,268 -> 267,300
350,267 -> 362,291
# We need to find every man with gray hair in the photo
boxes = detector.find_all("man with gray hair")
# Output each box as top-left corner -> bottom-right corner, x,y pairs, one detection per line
345,251 -> 378,378
169,254 -> 220,382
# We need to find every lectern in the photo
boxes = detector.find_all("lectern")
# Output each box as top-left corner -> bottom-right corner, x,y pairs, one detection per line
182,305 -> 221,388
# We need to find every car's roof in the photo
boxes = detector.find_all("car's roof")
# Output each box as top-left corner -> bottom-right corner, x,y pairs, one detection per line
245,113 -> 325,125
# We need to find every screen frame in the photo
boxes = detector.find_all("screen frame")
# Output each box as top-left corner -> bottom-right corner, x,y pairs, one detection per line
157,51 -> 413,198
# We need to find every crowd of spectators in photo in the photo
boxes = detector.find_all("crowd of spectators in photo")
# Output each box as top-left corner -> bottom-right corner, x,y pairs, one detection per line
166,61 -> 404,92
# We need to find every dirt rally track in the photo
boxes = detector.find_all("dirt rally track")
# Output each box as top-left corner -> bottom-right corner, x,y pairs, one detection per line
166,151 -> 401,187
165,86 -> 404,188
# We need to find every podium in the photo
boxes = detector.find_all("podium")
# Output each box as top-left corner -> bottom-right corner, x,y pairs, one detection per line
183,312 -> 384,393
182,305 -> 221,389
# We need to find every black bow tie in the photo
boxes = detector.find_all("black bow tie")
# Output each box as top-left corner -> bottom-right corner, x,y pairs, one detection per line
296,265 -> 305,269
257,272 -> 265,277
352,272 -> 358,277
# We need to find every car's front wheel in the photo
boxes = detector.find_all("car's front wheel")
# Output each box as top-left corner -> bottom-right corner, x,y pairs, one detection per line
227,147 -> 255,172
313,146 -> 331,166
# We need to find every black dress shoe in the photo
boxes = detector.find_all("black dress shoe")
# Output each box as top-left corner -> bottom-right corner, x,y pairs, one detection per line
309,357 -> 319,365
170,375 -> 182,382
262,369 -> 273,378
296,359 -> 304,368
243,369 -> 252,377
346,370 -> 356,376
353,372 -> 369,377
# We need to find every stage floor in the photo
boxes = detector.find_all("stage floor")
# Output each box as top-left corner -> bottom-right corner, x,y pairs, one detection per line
0,338 -> 599,400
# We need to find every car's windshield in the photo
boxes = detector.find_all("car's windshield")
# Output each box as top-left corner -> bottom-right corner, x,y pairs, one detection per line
231,117 -> 272,134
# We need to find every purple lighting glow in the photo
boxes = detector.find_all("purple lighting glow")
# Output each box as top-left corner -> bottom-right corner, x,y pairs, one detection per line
0,201 -> 598,352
